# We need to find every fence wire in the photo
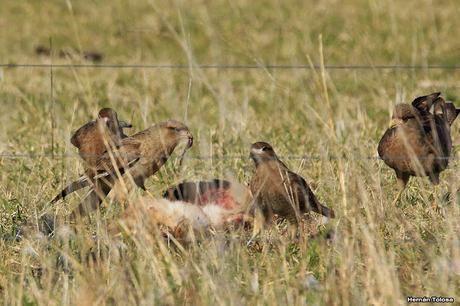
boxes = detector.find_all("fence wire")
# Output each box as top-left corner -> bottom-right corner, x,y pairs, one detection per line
1,63 -> 460,70
1,61 -> 458,161
0,153 -> 378,160
1,153 -> 460,161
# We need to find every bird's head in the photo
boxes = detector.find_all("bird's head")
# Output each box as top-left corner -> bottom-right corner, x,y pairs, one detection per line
158,120 -> 193,149
250,142 -> 277,165
389,104 -> 420,129
98,108 -> 117,121
98,108 -> 132,131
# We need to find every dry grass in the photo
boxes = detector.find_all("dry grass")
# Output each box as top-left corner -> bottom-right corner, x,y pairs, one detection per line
1,0 -> 460,305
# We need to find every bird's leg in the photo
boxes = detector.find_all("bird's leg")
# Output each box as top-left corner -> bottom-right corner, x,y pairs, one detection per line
247,208 -> 264,246
429,173 -> 442,211
75,191 -> 99,217
287,211 -> 303,242
392,171 -> 409,206
287,221 -> 298,241
298,217 -> 308,247
70,178 -> 112,220
292,217 -> 308,244
431,185 -> 440,211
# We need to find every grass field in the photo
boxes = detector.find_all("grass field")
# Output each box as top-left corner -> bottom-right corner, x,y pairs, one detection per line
1,0 -> 460,305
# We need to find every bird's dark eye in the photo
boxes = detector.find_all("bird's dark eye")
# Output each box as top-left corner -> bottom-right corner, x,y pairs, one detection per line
168,126 -> 181,132
262,146 -> 268,151
402,115 -> 414,121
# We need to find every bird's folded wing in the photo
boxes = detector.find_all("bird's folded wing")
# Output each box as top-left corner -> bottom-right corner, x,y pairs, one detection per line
288,171 -> 333,216
413,94 -> 443,132
433,97 -> 448,118
288,172 -> 315,203
70,120 -> 96,148
95,137 -> 142,175
411,92 -> 441,114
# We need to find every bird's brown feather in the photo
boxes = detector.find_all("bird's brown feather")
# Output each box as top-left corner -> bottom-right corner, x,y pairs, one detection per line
49,108 -> 131,205
72,120 -> 193,217
249,142 -> 334,233
378,93 -> 456,189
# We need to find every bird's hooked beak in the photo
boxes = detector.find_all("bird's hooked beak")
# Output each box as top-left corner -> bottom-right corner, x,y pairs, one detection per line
119,120 -> 133,128
179,130 -> 193,149
249,148 -> 259,160
250,147 -> 264,156
389,118 -> 403,129
249,147 -> 266,163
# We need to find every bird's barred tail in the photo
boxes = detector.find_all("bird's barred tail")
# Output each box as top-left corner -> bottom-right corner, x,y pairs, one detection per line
49,176 -> 90,204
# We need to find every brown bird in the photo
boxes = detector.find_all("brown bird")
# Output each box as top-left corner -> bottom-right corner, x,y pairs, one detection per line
50,108 -> 132,204
73,120 -> 193,216
377,93 -> 458,203
248,142 -> 335,241
71,108 -> 132,169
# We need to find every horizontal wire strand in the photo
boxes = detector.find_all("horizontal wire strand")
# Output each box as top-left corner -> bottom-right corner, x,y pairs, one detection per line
1,62 -> 458,161
1,153 -> 459,161
1,63 -> 460,70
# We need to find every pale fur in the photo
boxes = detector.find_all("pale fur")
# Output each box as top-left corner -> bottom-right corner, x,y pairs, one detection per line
140,197 -> 233,230
111,180 -> 253,240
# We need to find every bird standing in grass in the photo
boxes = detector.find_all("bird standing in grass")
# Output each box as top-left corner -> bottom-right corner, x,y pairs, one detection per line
72,120 -> 193,217
50,108 -> 132,204
377,93 -> 458,205
248,142 -> 335,242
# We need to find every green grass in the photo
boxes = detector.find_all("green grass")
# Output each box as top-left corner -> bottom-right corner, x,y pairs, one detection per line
1,0 -> 460,304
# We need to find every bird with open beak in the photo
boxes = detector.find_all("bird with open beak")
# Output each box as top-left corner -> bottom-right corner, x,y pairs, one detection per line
248,142 -> 335,243
72,119 -> 193,217
378,92 -> 458,204
50,108 -> 132,204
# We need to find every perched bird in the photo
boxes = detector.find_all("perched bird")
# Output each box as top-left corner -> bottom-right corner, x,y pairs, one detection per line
377,93 -> 458,201
73,120 -> 193,217
248,142 -> 335,240
50,108 -> 132,204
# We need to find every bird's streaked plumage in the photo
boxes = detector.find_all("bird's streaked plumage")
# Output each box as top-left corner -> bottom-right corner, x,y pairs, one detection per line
378,93 -> 457,189
248,142 -> 335,238
73,120 -> 193,217
50,108 -> 132,204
